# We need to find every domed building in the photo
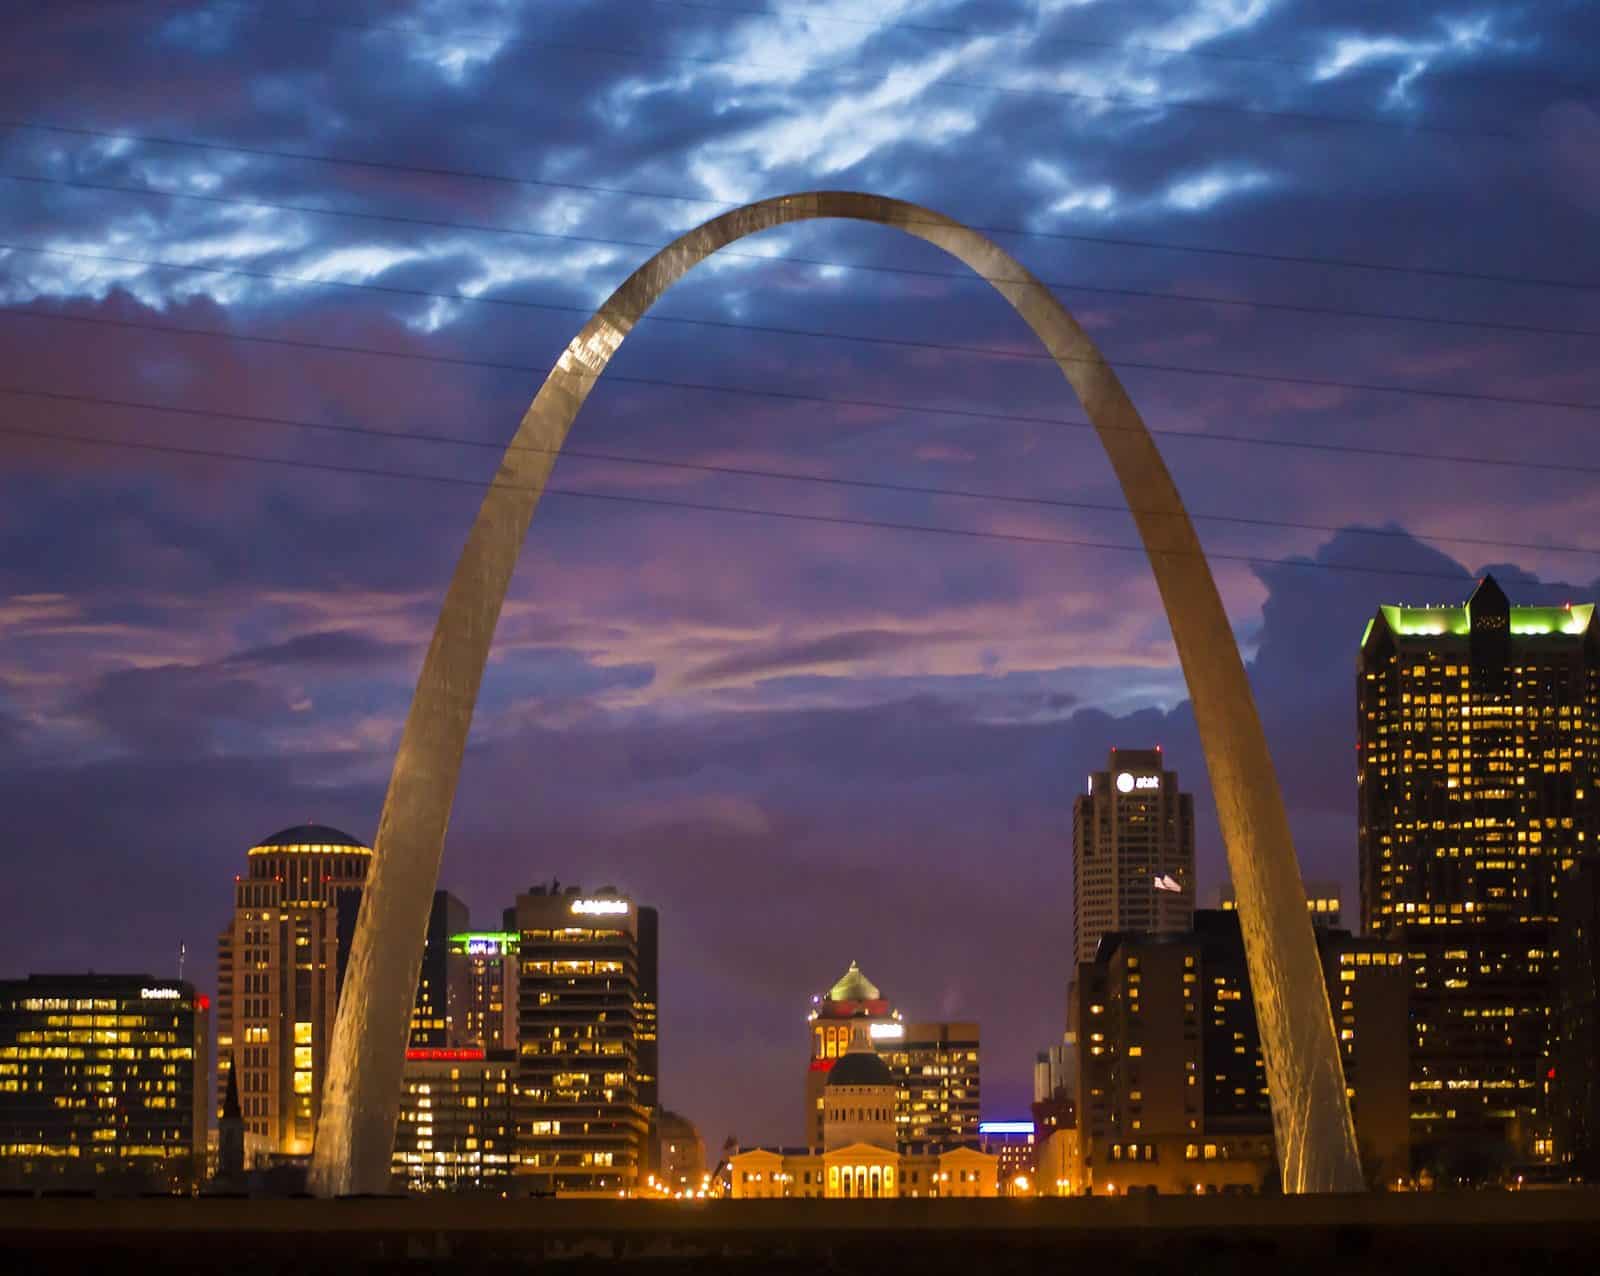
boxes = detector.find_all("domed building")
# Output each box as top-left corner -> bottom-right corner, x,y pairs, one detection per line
805,959 -> 901,1148
216,823 -> 372,1163
732,976 -> 999,1201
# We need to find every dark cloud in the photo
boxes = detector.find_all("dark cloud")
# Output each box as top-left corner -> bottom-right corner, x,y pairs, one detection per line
72,663 -> 300,754
226,629 -> 400,669
681,626 -> 972,685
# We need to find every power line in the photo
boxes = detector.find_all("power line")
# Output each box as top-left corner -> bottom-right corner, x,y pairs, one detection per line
3,304 -> 1596,476
9,171 -> 1594,342
9,382 -> 1600,560
8,118 -> 1594,292
0,418 -> 1496,586
5,244 -> 1596,414
252,6 -> 1514,142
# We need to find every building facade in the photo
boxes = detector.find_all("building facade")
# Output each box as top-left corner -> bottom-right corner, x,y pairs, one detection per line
215,824 -> 371,1163
1359,576 -> 1599,1166
0,975 -> 208,1191
735,1026 -> 998,1199
652,1109 -> 707,1195
514,884 -> 651,1195
1070,911 -> 1408,1194
451,930 -> 519,1052
979,1121 -> 1038,1193
411,891 -> 469,1048
804,961 -> 899,1148
883,1021 -> 980,1149
1216,880 -> 1344,931
1073,748 -> 1195,965
391,1047 -> 517,1191
1556,858 -> 1600,1178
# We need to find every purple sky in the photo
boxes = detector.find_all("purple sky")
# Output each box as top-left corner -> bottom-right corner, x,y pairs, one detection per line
3,0 -> 1599,1147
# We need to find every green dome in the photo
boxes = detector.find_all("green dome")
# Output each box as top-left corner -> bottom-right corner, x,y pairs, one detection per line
828,960 -> 880,1002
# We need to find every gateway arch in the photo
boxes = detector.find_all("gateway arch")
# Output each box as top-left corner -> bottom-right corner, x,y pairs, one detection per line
309,191 -> 1363,1196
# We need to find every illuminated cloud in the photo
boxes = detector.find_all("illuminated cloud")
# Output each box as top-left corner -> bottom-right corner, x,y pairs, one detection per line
1164,166 -> 1272,211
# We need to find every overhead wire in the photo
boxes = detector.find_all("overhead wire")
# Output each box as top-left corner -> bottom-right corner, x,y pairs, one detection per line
4,245 -> 1596,414
3,304 -> 1596,478
8,383 -> 1600,560
7,118 -> 1596,292
0,418 -> 1513,587
6,172 -> 1596,342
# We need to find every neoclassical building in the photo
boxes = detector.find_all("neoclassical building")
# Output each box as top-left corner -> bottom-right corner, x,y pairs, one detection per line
734,1024 -> 997,1200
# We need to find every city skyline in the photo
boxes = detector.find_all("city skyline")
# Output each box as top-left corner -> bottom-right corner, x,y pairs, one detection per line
4,0 -> 1600,1154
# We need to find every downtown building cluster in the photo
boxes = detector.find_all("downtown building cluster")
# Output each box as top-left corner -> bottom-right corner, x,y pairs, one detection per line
729,960 -> 1004,1198
1026,576 -> 1600,1194
4,578 -> 1600,1197
0,833 -> 691,1195
217,859 -> 688,1196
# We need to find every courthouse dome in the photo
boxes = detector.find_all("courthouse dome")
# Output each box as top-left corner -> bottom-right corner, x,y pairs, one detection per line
827,960 -> 880,1003
250,824 -> 370,853
826,1050 -> 894,1089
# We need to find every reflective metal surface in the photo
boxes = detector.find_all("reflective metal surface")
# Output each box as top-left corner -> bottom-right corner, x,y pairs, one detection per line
308,192 -> 1363,1196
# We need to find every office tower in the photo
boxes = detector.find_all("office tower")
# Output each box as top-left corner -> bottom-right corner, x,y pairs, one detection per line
1556,859 -> 1600,1177
391,1046 -> 517,1191
451,930 -> 520,1051
1070,912 -> 1407,1194
1073,748 -> 1195,965
805,961 -> 899,1148
1359,576 -> 1599,1162
411,891 -> 469,1048
0,975 -> 208,1191
215,823 -> 371,1161
1216,880 -> 1344,931
636,905 -> 659,1116
513,884 -> 650,1195
882,1022 -> 981,1148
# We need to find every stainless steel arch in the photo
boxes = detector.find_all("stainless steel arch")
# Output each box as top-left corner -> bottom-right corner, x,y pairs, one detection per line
308,191 -> 1363,1196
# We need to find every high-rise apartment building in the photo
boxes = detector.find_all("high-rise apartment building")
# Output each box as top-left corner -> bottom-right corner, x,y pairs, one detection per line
391,1046 -> 518,1191
0,975 -> 208,1191
1216,880 -> 1345,931
1073,748 -> 1195,965
215,823 -> 371,1162
451,930 -> 520,1051
513,884 -> 651,1195
1069,912 -> 1407,1194
1359,576 -> 1599,1161
883,1022 -> 981,1148
636,905 -> 660,1117
411,891 -> 469,1048
1556,859 -> 1600,1178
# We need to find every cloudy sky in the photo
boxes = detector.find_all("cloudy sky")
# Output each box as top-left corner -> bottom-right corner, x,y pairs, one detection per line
3,0 -> 1598,1145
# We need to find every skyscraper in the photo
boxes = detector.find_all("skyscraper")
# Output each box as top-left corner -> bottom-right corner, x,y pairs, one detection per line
1069,912 -> 1407,1194
450,930 -> 520,1051
215,824 -> 371,1162
0,975 -> 208,1191
410,890 -> 468,1048
884,1022 -> 981,1149
1073,748 -> 1195,965
513,884 -> 651,1195
1358,575 -> 1599,1163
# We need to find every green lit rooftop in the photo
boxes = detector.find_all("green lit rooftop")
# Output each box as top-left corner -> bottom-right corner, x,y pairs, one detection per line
448,931 -> 519,946
1366,601 -> 1594,645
